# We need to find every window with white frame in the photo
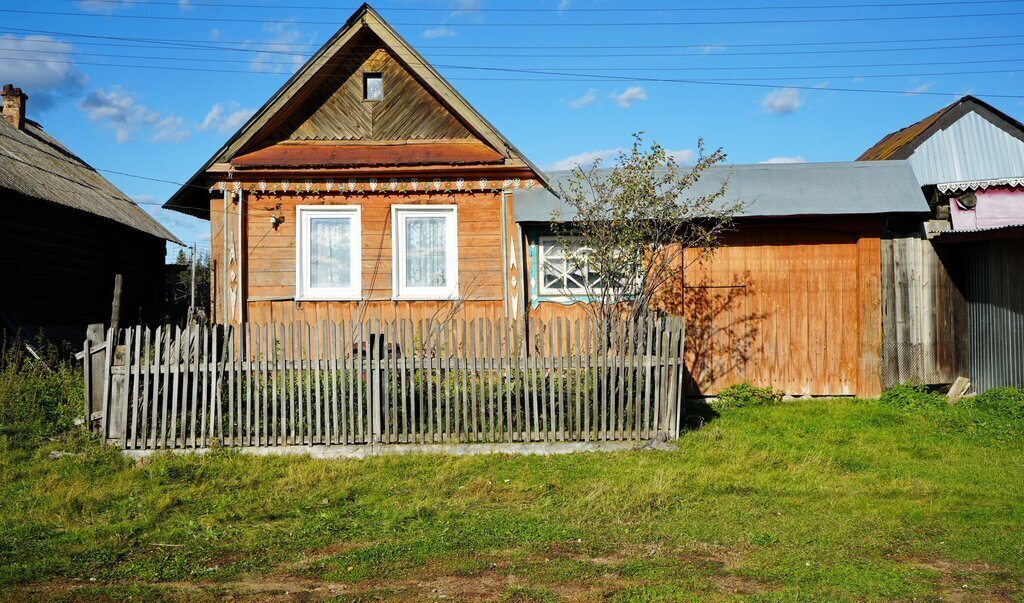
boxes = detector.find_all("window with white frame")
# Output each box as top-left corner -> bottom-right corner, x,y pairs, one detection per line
392,206 -> 459,300
296,206 -> 361,300
538,236 -> 605,297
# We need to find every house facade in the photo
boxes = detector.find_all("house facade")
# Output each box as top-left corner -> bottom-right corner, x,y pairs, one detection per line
1,84 -> 181,344
515,162 -> 928,397
164,5 -> 543,327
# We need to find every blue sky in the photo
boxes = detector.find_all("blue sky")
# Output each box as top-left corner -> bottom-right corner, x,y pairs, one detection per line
3,0 -> 1024,254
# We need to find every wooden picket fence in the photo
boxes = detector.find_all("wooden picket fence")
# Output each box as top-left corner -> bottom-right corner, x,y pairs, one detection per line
80,316 -> 685,450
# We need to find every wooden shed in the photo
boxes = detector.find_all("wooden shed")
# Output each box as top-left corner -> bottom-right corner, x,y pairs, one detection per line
163,4 -> 544,327
0,84 -> 181,344
860,95 -> 1024,391
513,162 -> 929,397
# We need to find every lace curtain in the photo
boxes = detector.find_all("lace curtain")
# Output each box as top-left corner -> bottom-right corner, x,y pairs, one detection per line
405,216 -> 447,288
309,217 -> 352,288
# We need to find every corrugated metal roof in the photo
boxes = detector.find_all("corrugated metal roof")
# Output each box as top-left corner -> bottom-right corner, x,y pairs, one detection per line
908,111 -> 1024,185
858,95 -> 1024,186
0,118 -> 181,243
514,160 -> 928,222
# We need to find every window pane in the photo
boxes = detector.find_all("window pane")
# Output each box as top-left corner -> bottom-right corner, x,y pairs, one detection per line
364,74 -> 382,100
309,217 -> 352,288
405,216 -> 447,288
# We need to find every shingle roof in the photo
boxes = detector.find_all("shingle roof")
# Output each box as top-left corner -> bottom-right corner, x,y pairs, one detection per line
0,117 -> 181,243
513,160 -> 928,222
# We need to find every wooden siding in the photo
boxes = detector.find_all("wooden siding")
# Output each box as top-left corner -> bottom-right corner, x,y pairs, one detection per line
210,190 -> 511,325
880,234 -> 967,387
2,193 -> 166,342
271,33 -> 474,143
525,220 -> 885,397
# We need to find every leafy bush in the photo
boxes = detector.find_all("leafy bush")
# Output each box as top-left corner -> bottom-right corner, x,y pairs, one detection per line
714,382 -> 783,409
961,387 -> 1024,420
879,383 -> 945,409
0,336 -> 82,446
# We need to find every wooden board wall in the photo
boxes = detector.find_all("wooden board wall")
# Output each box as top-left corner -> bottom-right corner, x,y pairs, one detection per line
880,234 -> 967,388
270,33 -> 474,143
526,221 -> 884,397
208,190 -> 510,325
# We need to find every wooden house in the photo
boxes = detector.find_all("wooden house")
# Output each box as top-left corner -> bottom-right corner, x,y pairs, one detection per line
514,162 -> 929,398
860,96 -> 1024,392
164,4 -> 545,327
0,84 -> 181,344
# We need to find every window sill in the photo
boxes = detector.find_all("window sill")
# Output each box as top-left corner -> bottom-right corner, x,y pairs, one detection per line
391,294 -> 460,302
295,295 -> 363,302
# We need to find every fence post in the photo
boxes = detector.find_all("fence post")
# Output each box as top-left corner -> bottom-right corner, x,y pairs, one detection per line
106,328 -> 131,445
81,324 -> 107,433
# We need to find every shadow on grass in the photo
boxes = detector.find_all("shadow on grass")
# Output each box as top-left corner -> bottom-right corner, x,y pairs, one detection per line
680,398 -> 719,433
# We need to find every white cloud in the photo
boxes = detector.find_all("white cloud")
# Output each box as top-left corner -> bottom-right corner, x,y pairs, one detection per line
547,148 -> 622,171
548,146 -> 694,171
557,0 -> 572,10
248,22 -> 309,74
699,45 -> 725,54
611,86 -> 648,108
903,82 -> 935,96
567,88 -> 597,109
151,115 -> 190,143
423,26 -> 457,39
760,87 -> 803,115
200,102 -> 255,134
451,0 -> 481,13
78,86 -> 189,143
760,156 -> 806,164
667,149 -> 696,164
0,35 -> 87,112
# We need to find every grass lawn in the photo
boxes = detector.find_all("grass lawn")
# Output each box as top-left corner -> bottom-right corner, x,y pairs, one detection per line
1,398 -> 1022,602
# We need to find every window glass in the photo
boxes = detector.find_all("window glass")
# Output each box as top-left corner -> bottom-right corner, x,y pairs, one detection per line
538,237 -> 604,295
364,73 -> 383,100
309,217 -> 352,288
404,216 -> 448,288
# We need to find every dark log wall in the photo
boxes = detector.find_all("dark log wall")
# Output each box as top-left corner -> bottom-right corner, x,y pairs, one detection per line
2,193 -> 167,344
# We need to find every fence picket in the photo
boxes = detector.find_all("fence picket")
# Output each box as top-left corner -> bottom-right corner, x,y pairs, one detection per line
87,317 -> 685,451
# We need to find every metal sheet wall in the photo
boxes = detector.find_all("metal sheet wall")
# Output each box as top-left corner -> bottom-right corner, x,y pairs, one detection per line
962,238 -> 1024,392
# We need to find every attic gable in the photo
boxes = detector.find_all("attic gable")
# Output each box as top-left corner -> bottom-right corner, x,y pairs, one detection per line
267,31 -> 475,143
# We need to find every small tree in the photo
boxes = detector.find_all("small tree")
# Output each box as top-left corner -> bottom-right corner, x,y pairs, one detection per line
552,133 -> 740,324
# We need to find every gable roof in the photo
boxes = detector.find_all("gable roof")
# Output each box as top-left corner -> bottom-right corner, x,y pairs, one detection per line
0,117 -> 180,243
858,95 -> 1024,162
513,161 -> 929,222
164,3 -> 546,217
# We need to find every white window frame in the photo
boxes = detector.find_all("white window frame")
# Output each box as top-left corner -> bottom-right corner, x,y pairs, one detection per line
295,205 -> 362,301
538,235 -> 605,297
391,205 -> 459,301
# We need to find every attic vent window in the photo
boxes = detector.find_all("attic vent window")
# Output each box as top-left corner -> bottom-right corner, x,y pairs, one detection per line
363,73 -> 383,101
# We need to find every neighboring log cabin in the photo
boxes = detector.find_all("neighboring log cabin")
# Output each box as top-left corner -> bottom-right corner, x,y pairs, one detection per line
164,4 -> 545,327
1,84 -> 181,344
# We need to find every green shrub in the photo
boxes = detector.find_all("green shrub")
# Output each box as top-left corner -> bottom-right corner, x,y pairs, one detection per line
962,386 -> 1024,420
879,383 -> 945,409
714,382 -> 783,409
0,337 -> 82,446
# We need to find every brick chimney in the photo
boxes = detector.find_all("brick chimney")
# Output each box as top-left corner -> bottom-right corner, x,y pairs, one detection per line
2,84 -> 28,130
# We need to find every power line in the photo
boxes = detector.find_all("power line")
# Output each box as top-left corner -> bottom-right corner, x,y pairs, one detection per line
1,52 -> 1019,96
8,25 -> 1024,52
5,7 -> 1024,26
8,33 -> 1024,59
52,0 -> 1024,11
7,51 -> 1024,74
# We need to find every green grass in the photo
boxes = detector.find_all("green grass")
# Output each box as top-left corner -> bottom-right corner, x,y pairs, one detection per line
1,397 -> 1022,601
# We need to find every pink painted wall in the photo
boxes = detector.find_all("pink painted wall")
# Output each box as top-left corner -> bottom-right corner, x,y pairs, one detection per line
950,186 -> 1024,231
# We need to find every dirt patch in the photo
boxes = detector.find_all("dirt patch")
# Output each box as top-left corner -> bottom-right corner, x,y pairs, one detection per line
903,556 -> 1020,602
709,574 -> 777,596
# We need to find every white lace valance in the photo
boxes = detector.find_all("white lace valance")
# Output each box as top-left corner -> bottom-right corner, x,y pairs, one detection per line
937,178 -> 1024,194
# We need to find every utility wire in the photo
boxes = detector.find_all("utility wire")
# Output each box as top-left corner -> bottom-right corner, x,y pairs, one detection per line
7,25 -> 1024,52
8,35 -> 1024,59
5,7 -> 1024,26
51,0 -> 1024,11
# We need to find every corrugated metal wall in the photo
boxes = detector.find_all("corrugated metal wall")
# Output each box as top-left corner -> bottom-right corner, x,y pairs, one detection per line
908,111 -> 1024,186
961,238 -> 1024,392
